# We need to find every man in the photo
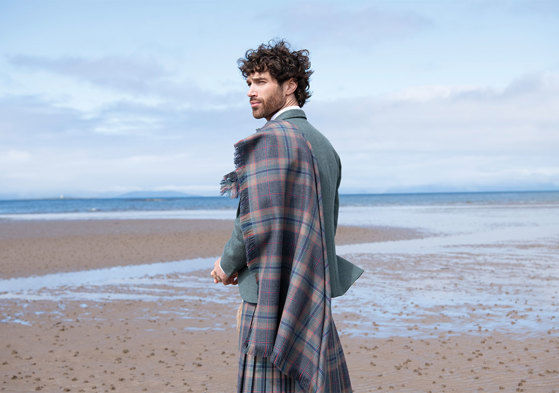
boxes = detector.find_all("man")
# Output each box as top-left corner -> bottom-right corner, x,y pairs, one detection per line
211,40 -> 363,393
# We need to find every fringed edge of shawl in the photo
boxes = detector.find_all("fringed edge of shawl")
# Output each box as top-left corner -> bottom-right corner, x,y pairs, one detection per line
270,350 -> 314,393
220,132 -> 264,355
219,170 -> 238,198
232,139 -> 259,274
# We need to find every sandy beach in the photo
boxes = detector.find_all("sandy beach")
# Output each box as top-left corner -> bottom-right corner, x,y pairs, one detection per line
1,216 -> 558,392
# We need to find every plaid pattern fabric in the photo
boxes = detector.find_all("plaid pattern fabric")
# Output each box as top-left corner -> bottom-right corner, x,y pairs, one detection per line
222,120 -> 352,393
238,301 -> 304,392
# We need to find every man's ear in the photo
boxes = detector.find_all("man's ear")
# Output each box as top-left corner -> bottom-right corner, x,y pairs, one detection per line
283,78 -> 297,96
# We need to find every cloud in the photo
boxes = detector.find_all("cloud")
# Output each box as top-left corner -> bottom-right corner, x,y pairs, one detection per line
9,55 -> 165,92
0,95 -> 95,144
501,71 -> 559,97
477,0 -> 559,17
7,55 -> 240,107
308,70 -> 559,192
271,3 -> 432,49
0,92 -> 259,196
1,67 -> 557,197
0,149 -> 31,164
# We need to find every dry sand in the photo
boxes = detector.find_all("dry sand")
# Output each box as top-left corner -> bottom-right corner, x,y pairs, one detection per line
1,219 -> 558,392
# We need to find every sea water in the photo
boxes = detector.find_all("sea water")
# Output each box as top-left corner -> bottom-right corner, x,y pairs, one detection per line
1,191 -> 557,219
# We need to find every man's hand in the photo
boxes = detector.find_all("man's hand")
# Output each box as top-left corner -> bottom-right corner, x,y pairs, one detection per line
211,257 -> 238,285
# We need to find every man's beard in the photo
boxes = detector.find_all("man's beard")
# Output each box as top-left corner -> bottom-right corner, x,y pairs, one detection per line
251,88 -> 285,120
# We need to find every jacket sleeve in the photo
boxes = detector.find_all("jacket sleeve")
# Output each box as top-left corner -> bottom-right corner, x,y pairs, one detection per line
333,152 -> 342,232
220,204 -> 247,276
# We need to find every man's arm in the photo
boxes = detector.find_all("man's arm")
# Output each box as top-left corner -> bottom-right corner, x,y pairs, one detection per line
220,213 -> 247,276
211,204 -> 247,284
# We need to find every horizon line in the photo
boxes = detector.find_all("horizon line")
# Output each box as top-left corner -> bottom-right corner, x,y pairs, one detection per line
1,188 -> 559,201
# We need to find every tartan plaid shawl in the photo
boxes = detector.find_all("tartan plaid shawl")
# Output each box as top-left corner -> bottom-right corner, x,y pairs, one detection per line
221,120 -> 351,393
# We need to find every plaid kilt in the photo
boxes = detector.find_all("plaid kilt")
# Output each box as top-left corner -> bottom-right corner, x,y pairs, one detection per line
237,301 -> 305,393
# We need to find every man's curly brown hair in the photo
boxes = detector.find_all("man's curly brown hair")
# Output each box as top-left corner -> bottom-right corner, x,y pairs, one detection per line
238,40 -> 313,107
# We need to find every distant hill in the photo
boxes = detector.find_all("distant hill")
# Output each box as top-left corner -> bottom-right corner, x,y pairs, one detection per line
116,191 -> 195,198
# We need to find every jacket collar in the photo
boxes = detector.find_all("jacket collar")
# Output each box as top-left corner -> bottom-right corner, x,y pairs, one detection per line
275,108 -> 307,121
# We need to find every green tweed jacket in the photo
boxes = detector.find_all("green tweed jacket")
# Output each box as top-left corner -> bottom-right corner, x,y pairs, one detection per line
220,108 -> 363,303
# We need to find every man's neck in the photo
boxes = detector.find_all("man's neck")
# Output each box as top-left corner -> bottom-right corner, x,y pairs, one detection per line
271,105 -> 300,121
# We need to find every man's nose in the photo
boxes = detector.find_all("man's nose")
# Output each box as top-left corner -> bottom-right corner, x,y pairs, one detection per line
247,86 -> 257,97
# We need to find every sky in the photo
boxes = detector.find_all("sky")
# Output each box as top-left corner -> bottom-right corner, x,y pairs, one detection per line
1,0 -> 558,198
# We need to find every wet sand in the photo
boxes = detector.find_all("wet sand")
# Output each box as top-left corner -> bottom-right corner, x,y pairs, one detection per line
1,219 -> 558,392
2,292 -> 558,393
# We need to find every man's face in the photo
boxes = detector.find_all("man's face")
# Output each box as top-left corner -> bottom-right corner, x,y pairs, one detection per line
246,71 -> 286,120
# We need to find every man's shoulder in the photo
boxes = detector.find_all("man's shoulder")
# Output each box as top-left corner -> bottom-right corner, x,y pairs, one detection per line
273,109 -> 320,136
241,119 -> 307,150
275,111 -> 336,155
256,120 -> 310,149
250,109 -> 335,158
258,119 -> 299,133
